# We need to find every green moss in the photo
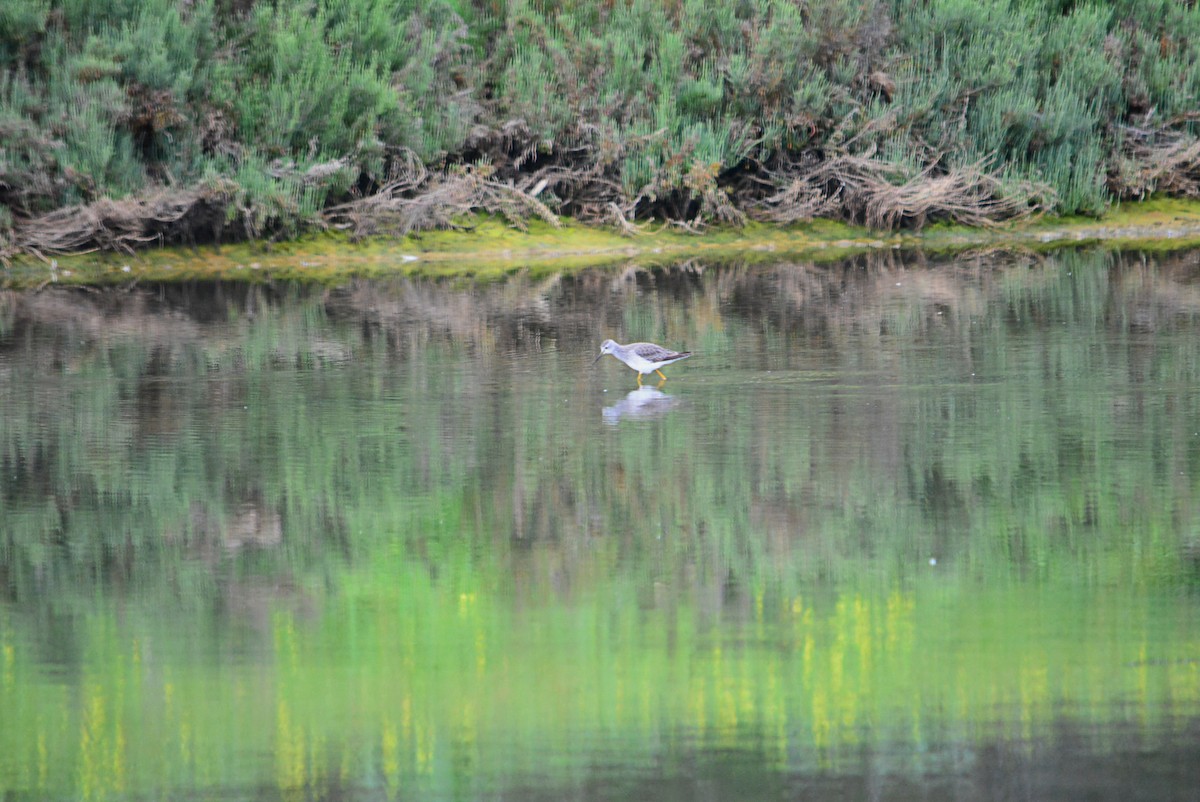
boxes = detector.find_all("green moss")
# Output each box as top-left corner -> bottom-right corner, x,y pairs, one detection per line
8,200 -> 1200,289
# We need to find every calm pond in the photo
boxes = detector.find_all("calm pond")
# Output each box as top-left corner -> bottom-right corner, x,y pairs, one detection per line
2,248 -> 1200,801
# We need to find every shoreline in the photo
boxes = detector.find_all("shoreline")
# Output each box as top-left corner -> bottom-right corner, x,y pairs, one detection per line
5,198 -> 1200,289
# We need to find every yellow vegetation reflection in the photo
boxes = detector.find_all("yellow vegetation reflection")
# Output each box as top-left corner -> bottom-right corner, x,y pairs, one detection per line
3,578 -> 1198,799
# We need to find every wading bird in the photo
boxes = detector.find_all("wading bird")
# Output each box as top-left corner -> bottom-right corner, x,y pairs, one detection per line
592,339 -> 692,385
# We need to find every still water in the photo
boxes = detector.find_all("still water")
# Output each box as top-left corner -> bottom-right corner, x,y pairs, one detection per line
2,248 -> 1200,800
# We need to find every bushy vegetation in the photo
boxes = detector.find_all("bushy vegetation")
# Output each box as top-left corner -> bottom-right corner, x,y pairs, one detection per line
1,0 -> 1200,253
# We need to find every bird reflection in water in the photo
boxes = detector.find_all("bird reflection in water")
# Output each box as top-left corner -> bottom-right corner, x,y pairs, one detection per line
602,387 -> 683,424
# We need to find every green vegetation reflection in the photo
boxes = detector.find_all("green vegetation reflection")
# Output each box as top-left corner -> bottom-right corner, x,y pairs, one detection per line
2,249 -> 1200,799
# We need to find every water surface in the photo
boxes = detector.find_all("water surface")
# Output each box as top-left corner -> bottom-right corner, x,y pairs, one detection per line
2,248 -> 1200,800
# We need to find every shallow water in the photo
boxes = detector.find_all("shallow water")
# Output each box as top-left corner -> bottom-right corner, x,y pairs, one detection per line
2,248 -> 1200,800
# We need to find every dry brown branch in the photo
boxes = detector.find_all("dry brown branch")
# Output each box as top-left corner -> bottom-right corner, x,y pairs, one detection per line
8,182 -> 238,257
747,163 -> 841,224
862,161 -> 1052,229
323,164 -> 561,238
751,153 -> 1053,230
1112,128 -> 1200,199
695,184 -> 747,228
607,202 -> 646,236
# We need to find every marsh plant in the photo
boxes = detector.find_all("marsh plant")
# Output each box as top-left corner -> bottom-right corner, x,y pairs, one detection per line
1,0 -> 1199,254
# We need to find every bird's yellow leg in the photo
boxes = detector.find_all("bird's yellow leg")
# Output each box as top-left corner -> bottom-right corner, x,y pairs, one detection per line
636,372 -> 643,386
655,369 -> 668,381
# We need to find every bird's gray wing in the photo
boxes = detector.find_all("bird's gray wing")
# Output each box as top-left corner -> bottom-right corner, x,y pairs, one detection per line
629,342 -> 679,361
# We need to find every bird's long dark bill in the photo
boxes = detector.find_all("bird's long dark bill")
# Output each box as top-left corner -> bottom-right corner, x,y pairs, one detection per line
591,352 -> 604,365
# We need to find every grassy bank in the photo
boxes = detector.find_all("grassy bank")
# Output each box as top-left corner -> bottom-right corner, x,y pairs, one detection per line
2,1 -> 1200,260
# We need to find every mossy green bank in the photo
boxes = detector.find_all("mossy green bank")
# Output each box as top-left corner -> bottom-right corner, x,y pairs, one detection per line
6,199 -> 1200,289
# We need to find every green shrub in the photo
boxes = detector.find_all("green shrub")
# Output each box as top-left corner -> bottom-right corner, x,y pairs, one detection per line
0,0 -> 49,64
4,0 -> 1200,239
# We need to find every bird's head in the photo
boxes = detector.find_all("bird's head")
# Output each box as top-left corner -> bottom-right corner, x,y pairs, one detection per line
592,339 -> 617,364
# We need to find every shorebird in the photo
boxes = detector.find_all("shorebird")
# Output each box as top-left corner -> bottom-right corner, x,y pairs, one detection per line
592,339 -> 692,385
